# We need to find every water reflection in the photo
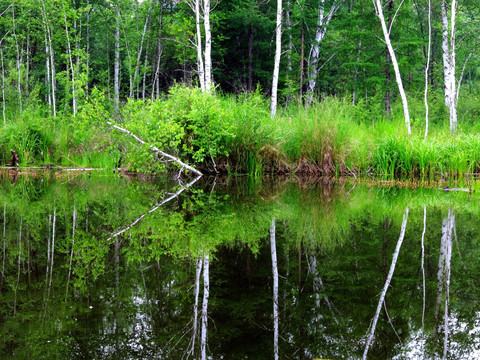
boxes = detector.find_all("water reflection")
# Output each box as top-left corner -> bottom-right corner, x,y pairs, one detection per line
0,174 -> 479,359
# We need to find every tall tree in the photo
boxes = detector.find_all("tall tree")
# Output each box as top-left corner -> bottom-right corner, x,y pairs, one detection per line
270,0 -> 282,118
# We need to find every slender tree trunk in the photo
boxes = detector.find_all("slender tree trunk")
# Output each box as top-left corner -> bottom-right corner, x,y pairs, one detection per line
14,217 -> 22,315
190,257 -> 203,356
114,1 -> 121,108
203,0 -> 212,91
441,0 -> 457,134
86,0 -> 90,97
1,204 -> 5,279
363,207 -> 409,359
195,0 -> 205,91
300,24 -> 304,99
385,0 -> 393,118
306,0 -> 340,106
65,206 -> 77,301
43,31 -> 51,110
152,1 -> 163,100
372,0 -> 411,134
421,205 -> 426,337
41,0 -> 56,117
270,0 -> 282,118
131,7 -> 151,99
63,4 -> 77,117
200,254 -> 209,360
12,6 -> 22,113
49,210 -> 56,289
424,0 -> 432,138
270,217 -> 279,360
1,46 -> 5,125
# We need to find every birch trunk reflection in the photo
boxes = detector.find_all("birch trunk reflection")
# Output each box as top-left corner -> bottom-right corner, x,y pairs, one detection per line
270,217 -> 279,360
363,207 -> 409,360
201,254 -> 210,360
189,256 -> 203,356
435,208 -> 454,359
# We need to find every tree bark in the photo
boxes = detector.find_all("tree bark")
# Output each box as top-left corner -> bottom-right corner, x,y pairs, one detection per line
372,0 -> 411,134
270,217 -> 279,360
195,0 -> 205,91
114,1 -> 121,108
424,0 -> 432,138
363,207 -> 409,359
63,3 -> 77,117
203,0 -> 212,91
270,0 -> 282,118
306,0 -> 340,106
200,254 -> 210,360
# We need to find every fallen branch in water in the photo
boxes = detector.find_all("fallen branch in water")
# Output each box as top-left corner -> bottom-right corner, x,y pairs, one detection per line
106,120 -> 202,176
106,175 -> 201,242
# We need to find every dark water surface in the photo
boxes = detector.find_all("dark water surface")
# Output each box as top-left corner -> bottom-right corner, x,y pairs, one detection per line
1,173 -> 480,359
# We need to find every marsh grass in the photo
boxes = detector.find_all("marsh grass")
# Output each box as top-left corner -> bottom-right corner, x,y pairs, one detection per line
2,86 -> 480,179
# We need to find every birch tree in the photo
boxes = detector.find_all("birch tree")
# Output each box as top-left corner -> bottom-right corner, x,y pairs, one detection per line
114,0 -> 121,108
189,0 -> 212,92
441,0 -> 458,134
305,0 -> 342,106
270,0 -> 282,118
372,0 -> 411,134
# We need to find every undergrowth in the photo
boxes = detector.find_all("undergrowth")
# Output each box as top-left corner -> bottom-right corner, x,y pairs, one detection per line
2,84 -> 480,179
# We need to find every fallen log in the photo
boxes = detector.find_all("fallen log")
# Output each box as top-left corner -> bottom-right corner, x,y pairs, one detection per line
107,120 -> 202,176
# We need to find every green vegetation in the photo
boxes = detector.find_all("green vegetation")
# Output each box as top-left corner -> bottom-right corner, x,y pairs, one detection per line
3,85 -> 480,179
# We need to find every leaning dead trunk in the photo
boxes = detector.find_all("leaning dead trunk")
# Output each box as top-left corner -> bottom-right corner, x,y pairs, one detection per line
270,0 -> 282,118
363,207 -> 409,359
372,0 -> 411,134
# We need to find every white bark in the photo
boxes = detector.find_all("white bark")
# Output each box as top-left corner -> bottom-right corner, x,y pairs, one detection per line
203,0 -> 212,91
114,1 -> 121,108
12,6 -> 22,113
372,0 -> 411,134
108,175 -> 200,241
1,204 -> 5,279
441,0 -> 457,134
131,6 -> 151,98
424,0 -> 432,138
270,0 -> 282,119
421,205 -> 426,335
270,217 -> 279,360
190,257 -> 203,356
63,4 -> 77,117
201,254 -> 210,360
306,0 -> 341,105
1,45 -> 5,126
107,120 -> 202,175
41,0 -> 56,116
363,207 -> 409,360
66,206 -> 77,300
195,0 -> 205,91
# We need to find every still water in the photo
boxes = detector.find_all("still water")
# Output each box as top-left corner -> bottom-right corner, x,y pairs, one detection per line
0,172 -> 479,359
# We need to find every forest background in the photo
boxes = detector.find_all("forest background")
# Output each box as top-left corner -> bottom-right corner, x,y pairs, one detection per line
0,0 -> 480,178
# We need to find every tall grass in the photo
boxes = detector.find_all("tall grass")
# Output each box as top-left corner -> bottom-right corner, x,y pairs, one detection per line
3,85 -> 480,179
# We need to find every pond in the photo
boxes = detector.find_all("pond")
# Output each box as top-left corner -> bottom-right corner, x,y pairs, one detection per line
0,172 -> 479,359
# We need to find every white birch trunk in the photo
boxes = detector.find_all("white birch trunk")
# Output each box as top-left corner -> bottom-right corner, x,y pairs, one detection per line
441,0 -> 457,134
63,4 -> 77,117
306,0 -> 339,106
203,0 -> 212,91
363,207 -> 409,359
190,257 -> 203,356
114,2 -> 121,108
1,46 -> 5,125
270,217 -> 279,360
424,0 -> 432,138
270,0 -> 282,119
1,204 -> 5,279
200,254 -> 210,360
66,206 -> 77,300
41,0 -> 56,117
421,205 -> 426,334
12,6 -> 22,113
131,8 -> 150,98
195,0 -> 205,92
49,210 -> 56,289
372,0 -> 411,134
44,31 -> 51,109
